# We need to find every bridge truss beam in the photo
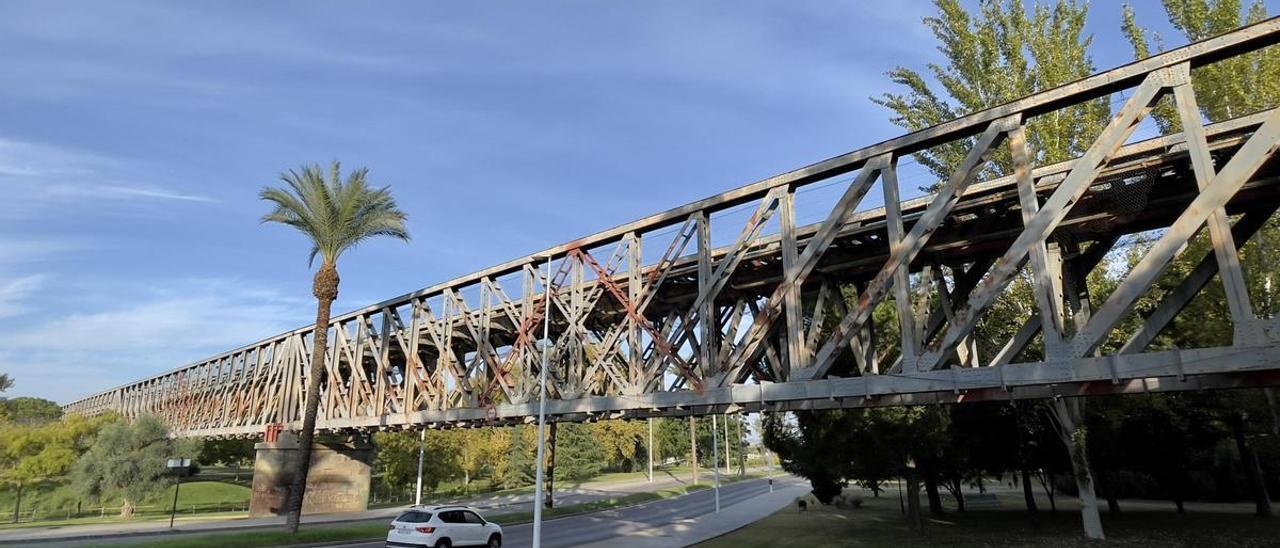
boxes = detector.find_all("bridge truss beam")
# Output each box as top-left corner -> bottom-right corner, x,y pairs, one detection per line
65,18 -> 1280,438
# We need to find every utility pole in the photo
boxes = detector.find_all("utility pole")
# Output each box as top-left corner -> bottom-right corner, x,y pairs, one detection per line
532,255 -> 552,548
414,429 -> 426,506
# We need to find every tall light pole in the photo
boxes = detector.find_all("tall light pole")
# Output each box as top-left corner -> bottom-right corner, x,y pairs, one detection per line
414,428 -> 426,506
711,415 -> 720,513
532,255 -> 552,548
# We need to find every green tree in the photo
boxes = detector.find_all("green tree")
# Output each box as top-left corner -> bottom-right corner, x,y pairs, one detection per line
555,423 -> 604,482
259,161 -> 410,533
0,413 -> 118,522
763,411 -> 853,504
1122,0 -> 1280,131
765,407 -> 949,533
588,419 -> 647,472
1121,2 -> 1280,517
70,415 -> 198,518
453,428 -> 504,491
373,430 -> 461,494
874,1 -> 1114,538
0,374 -> 12,393
653,417 -> 693,465
198,438 -> 256,482
502,426 -> 535,489
874,0 -> 1108,185
0,398 -> 63,426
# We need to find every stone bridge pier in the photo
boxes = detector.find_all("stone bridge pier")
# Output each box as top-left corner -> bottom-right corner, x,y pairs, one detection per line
248,430 -> 374,518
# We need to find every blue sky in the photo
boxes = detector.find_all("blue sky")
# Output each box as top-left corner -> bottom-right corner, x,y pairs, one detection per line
1,1 -> 1274,404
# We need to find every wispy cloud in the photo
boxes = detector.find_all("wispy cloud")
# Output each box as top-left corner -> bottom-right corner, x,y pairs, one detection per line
0,278 -> 311,403
0,137 -> 216,219
0,274 -> 46,319
100,185 -> 217,203
0,236 -> 87,265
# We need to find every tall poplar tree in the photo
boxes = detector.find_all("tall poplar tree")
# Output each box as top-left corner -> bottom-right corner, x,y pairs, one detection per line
1121,0 -> 1280,518
875,0 -> 1108,185
872,0 -> 1111,539
1123,0 -> 1280,130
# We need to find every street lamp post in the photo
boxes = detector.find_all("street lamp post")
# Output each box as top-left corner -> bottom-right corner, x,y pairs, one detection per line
532,255 -> 552,548
166,458 -> 190,529
414,429 -> 426,506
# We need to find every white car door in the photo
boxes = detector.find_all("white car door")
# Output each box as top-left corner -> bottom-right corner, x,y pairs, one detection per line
439,511 -> 467,544
461,510 -> 488,544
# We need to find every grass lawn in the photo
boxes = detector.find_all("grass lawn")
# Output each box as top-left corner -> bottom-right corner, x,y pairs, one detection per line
153,481 -> 252,510
693,494 -> 1280,548
0,480 -> 251,529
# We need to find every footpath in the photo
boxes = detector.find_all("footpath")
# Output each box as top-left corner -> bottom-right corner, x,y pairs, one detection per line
578,477 -> 809,547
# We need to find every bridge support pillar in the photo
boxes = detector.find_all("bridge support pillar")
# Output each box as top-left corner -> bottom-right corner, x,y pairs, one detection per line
248,431 -> 373,518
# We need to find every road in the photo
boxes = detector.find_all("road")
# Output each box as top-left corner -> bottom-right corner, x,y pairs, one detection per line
351,476 -> 803,548
1,468 -> 772,547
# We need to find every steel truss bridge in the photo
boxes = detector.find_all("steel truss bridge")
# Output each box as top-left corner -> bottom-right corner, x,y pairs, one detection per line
66,19 -> 1280,438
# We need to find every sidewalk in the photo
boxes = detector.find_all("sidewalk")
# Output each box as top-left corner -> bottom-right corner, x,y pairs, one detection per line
579,477 -> 810,548
0,467 -> 763,545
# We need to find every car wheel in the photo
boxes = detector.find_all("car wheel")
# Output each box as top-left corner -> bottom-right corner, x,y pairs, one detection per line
488,533 -> 502,548
433,539 -> 451,548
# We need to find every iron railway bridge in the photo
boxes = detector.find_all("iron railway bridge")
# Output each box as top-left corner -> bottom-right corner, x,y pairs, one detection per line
65,20 -> 1280,438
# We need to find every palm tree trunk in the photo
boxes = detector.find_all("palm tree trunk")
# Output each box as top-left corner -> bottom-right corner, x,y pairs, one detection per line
284,262 -> 339,534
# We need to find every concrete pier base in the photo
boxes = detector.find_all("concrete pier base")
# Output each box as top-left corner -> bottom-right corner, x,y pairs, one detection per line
248,432 -> 373,517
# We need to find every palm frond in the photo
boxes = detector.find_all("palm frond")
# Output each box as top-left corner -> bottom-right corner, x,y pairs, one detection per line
259,161 -> 411,267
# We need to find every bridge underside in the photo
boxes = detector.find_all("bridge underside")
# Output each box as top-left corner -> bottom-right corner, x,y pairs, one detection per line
65,20 -> 1280,438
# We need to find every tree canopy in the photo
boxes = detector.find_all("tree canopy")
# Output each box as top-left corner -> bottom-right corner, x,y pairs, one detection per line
71,415 -> 201,518
874,0 -> 1108,184
0,398 -> 63,426
260,161 -> 411,268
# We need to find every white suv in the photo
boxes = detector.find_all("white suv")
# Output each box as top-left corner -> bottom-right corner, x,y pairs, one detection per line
386,505 -> 503,548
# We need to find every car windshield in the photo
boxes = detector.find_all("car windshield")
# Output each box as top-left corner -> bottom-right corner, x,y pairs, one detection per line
395,511 -> 433,523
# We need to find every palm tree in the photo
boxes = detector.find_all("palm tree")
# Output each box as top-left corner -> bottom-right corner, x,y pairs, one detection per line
0,373 -> 12,393
260,161 -> 409,533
